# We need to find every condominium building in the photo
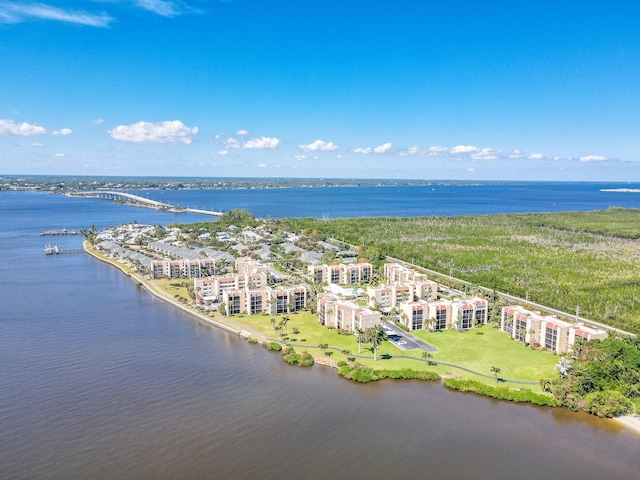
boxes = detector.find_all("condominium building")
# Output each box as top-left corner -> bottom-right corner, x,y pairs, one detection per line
152,258 -> 217,279
194,272 -> 269,297
501,306 -> 608,354
317,293 -> 381,332
384,262 -> 431,284
308,263 -> 373,285
220,284 -> 308,316
367,278 -> 438,309
396,297 -> 487,332
236,256 -> 270,275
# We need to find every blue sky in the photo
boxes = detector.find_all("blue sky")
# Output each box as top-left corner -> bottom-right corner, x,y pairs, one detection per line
1,0 -> 639,181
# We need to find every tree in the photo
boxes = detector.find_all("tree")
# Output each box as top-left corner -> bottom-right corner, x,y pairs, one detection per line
490,366 -> 501,382
422,350 -> 433,366
318,343 -> 329,355
355,327 -> 366,354
367,326 -> 386,361
555,357 -> 572,376
270,317 -> 278,338
539,378 -> 552,393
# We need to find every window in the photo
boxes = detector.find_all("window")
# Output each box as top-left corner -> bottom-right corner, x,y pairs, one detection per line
515,319 -> 528,341
250,294 -> 262,314
228,295 -> 241,315
545,327 -> 557,351
435,309 -> 447,331
294,292 -> 305,311
460,308 -> 474,330
412,309 -> 423,330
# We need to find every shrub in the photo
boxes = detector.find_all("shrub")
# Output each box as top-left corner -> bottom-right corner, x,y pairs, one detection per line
443,379 -> 557,407
584,391 -> 633,418
299,352 -> 315,367
247,336 -> 258,344
337,364 -> 440,384
267,342 -> 282,351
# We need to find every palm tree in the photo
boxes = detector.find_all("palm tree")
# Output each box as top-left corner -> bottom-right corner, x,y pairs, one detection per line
367,326 -> 386,361
270,317 -> 277,338
539,378 -> 552,392
490,365 -> 501,382
555,357 -> 572,376
421,350 -> 433,366
318,343 -> 329,355
355,327 -> 366,353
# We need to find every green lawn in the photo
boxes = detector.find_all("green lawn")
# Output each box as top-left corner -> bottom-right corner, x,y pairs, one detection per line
412,325 -> 558,383
230,312 -> 557,389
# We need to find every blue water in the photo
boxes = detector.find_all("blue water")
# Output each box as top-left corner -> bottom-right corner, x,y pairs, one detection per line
1,185 -> 640,480
124,182 -> 640,218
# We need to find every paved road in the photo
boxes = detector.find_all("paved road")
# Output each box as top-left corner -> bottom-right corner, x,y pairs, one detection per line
381,320 -> 437,352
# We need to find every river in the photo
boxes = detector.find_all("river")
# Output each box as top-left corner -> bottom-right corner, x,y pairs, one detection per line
1,186 -> 639,479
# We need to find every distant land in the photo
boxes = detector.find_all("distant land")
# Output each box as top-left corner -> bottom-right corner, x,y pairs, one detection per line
0,174 -> 621,193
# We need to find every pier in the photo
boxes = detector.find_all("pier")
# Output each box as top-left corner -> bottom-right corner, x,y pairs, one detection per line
41,229 -> 82,236
69,191 -> 223,216
44,244 -> 84,255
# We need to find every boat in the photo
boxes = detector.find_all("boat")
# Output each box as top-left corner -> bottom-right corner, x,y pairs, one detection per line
44,244 -> 60,255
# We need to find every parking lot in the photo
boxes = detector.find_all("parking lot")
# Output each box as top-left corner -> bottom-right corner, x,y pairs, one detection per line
381,320 -> 437,352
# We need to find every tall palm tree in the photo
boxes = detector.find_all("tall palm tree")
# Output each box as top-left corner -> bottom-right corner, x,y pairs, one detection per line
490,365 -> 501,382
355,327 -> 366,353
367,326 -> 386,361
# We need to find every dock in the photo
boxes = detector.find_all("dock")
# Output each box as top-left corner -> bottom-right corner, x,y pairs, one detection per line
41,229 -> 83,236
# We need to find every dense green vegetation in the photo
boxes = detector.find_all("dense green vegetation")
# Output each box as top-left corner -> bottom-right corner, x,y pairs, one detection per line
284,208 -> 640,333
546,335 -> 640,417
337,361 -> 441,383
282,347 -> 315,366
443,379 -> 558,407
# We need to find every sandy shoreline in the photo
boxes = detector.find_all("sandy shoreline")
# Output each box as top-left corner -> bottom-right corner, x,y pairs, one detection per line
613,414 -> 640,436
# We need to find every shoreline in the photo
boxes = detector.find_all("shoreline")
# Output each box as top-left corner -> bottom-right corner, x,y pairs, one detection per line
82,242 -> 640,437
613,414 -> 640,436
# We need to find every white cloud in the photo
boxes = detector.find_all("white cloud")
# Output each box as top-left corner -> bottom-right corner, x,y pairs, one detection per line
529,153 -> 544,159
135,0 -> 195,17
351,147 -> 372,154
471,148 -> 501,160
579,155 -> 608,162
109,120 -> 198,144
450,145 -> 479,154
467,167 -> 475,172
52,128 -> 72,136
257,163 -> 267,168
0,118 -> 46,136
235,129 -> 249,135
53,153 -> 65,157
218,150 -> 229,156
243,136 -> 280,149
427,146 -> 448,156
92,118 -> 104,124
225,138 -> 240,149
19,141 -> 43,147
404,146 -> 423,155
509,150 -> 524,159
294,155 -> 306,161
374,142 -> 393,154
0,2 -> 113,27
298,139 -> 339,152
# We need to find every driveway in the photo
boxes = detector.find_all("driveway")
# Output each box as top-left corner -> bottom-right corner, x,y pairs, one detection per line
381,320 -> 437,352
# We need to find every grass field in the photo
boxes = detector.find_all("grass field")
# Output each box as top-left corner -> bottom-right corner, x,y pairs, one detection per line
231,311 -> 556,389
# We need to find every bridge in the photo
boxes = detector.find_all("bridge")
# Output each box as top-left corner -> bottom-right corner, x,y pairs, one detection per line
69,191 -> 223,217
